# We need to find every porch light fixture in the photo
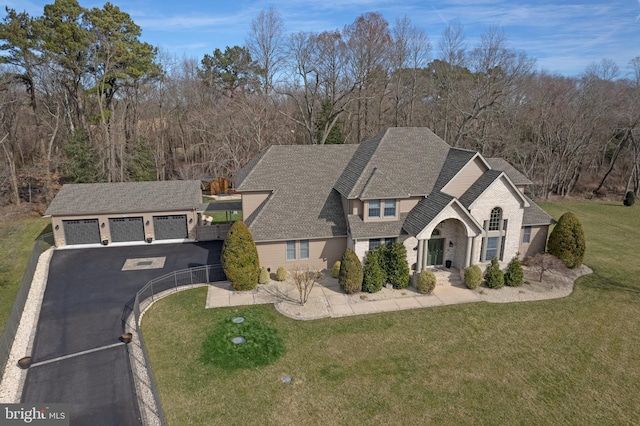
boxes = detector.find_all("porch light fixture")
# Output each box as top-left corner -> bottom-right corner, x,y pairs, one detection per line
101,222 -> 105,228
449,241 -> 454,247
55,224 -> 59,230
145,220 -> 150,226
189,218 -> 193,224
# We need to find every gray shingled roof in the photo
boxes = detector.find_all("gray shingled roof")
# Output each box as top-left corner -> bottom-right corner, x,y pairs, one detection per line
235,148 -> 269,188
235,144 -> 359,241
347,213 -> 408,239
433,148 -> 478,191
334,128 -> 451,199
359,168 -> 409,200
523,195 -> 554,225
458,170 -> 503,208
403,192 -> 454,236
486,158 -> 532,186
44,180 -> 202,216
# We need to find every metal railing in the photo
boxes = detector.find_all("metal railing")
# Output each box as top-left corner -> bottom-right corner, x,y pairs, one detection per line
124,264 -> 226,426
0,232 -> 54,378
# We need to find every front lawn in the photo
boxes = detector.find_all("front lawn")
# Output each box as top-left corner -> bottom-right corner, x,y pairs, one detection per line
142,200 -> 640,425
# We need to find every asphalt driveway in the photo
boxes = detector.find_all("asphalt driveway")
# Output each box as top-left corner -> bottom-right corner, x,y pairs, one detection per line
21,241 -> 223,425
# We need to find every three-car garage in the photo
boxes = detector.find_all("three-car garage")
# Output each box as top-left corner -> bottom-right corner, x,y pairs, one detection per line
45,181 -> 202,247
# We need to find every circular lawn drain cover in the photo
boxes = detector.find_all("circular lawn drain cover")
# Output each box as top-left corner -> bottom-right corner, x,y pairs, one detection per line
232,317 -> 245,324
282,375 -> 292,383
231,336 -> 246,344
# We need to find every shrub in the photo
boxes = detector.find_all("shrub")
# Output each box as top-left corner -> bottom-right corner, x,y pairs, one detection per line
275,267 -> 287,281
362,250 -> 385,293
624,191 -> 636,206
464,265 -> 483,289
385,242 -> 410,289
416,270 -> 436,294
504,256 -> 524,287
221,221 -> 259,291
338,248 -> 363,294
258,267 -> 270,284
547,211 -> 586,269
484,257 -> 504,289
331,261 -> 341,278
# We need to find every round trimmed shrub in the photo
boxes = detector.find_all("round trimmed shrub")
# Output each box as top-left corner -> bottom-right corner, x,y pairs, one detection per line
275,267 -> 287,282
331,261 -> 341,278
624,191 -> 635,206
416,270 -> 436,294
547,211 -> 586,269
338,248 -> 363,294
362,250 -> 385,293
504,256 -> 524,287
221,221 -> 259,291
258,267 -> 270,284
484,257 -> 504,289
464,265 -> 483,289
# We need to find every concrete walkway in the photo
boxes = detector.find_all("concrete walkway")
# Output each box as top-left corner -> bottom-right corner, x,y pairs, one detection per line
206,270 -> 484,320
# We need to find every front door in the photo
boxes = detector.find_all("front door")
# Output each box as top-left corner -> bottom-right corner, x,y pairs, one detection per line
427,238 -> 444,266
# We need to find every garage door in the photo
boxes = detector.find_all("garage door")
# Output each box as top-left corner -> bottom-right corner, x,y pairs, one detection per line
63,219 -> 100,245
109,217 -> 144,243
153,215 -> 187,240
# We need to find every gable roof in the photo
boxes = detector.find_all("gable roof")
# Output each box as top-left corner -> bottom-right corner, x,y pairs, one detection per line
359,168 -> 410,200
485,158 -> 532,186
334,127 -> 451,199
403,191 -> 454,236
44,180 -> 202,216
235,144 -> 359,241
433,148 -> 479,191
458,170 -> 529,209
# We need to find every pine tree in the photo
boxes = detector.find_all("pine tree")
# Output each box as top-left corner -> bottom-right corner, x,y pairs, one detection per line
221,221 -> 260,291
504,256 -> 524,287
547,212 -> 586,269
362,250 -> 385,293
338,248 -> 363,294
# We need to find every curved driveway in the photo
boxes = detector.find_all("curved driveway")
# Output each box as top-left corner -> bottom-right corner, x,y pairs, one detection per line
21,242 -> 222,426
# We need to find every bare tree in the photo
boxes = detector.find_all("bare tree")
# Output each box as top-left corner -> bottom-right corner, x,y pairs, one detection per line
246,7 -> 285,95
291,266 -> 322,306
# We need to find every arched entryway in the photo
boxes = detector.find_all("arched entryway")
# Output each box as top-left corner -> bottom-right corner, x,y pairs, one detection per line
417,218 -> 472,270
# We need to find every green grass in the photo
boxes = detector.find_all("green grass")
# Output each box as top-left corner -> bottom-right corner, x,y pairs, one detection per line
201,310 -> 285,370
142,200 -> 640,425
203,210 -> 242,224
0,213 -> 49,332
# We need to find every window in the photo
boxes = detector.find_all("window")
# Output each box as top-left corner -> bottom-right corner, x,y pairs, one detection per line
368,200 -> 381,217
369,238 -> 395,251
481,207 -> 508,262
383,199 -> 396,217
489,207 -> 502,231
523,226 -> 531,243
286,241 -> 296,260
485,237 -> 499,260
299,240 -> 309,259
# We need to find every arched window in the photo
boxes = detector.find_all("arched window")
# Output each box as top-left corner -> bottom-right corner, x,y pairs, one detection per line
481,207 -> 508,262
489,207 -> 502,231
431,228 -> 441,237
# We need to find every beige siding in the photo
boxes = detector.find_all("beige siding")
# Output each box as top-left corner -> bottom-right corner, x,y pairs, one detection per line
519,225 -> 549,258
241,191 -> 271,220
351,199 -> 363,216
51,209 -> 198,247
257,237 -> 347,272
442,156 -> 488,198
399,197 -> 421,213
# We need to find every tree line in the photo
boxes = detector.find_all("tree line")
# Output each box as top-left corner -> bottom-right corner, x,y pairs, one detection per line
1,1 -> 639,207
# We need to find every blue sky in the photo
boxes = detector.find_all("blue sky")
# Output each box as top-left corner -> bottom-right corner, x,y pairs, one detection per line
11,0 -> 640,77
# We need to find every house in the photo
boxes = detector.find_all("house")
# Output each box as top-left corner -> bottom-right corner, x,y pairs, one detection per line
235,127 -> 553,273
45,180 -> 204,247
